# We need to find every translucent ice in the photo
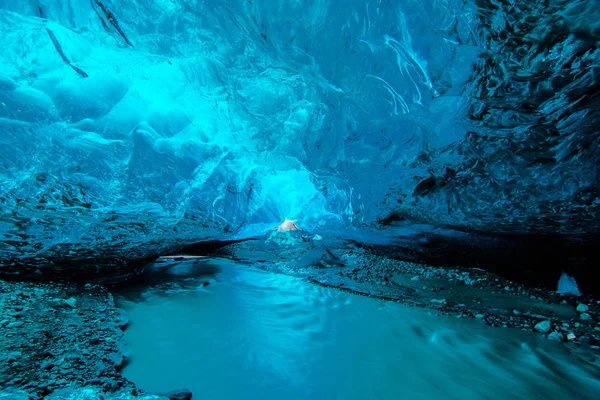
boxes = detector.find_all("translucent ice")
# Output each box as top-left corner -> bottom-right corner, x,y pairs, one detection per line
1,0 -> 599,278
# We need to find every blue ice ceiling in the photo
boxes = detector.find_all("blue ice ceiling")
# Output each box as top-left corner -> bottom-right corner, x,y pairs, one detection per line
1,0 -> 599,274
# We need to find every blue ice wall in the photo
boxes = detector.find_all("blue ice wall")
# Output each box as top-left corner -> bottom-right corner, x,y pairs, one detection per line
1,0 -> 599,276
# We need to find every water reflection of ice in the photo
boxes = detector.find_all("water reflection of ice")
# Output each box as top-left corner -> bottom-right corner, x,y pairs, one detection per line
118,259 -> 600,400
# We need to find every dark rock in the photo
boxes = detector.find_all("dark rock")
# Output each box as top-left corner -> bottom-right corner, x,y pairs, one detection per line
159,389 -> 193,400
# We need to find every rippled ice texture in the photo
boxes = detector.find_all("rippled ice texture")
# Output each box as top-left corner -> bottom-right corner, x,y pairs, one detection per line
118,260 -> 600,399
1,0 -> 599,277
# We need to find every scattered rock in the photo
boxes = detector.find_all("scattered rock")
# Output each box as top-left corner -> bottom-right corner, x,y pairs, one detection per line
475,314 -> 485,319
547,331 -> 563,341
0,280 -> 140,398
159,388 -> 193,400
580,313 -> 592,321
534,320 -> 552,333
576,304 -> 589,313
567,333 -> 576,341
64,297 -> 77,308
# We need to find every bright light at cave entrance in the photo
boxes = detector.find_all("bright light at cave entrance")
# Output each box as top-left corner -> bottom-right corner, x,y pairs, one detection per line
274,219 -> 301,232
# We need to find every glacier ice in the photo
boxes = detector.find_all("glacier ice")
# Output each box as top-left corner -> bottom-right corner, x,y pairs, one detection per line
557,272 -> 581,297
0,0 -> 599,280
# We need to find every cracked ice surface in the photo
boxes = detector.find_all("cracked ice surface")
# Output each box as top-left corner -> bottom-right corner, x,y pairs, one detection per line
1,0 -> 599,279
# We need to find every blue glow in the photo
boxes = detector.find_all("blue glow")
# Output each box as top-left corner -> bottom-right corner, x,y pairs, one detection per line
0,0 -> 599,274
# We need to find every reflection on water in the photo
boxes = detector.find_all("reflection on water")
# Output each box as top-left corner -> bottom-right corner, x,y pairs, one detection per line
117,259 -> 600,400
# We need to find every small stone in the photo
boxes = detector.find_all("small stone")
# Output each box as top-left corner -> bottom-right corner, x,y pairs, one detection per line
547,331 -> 563,341
562,322 -> 570,328
560,300 -> 567,304
580,313 -> 592,321
567,333 -> 576,341
513,309 -> 521,315
534,320 -> 552,333
575,322 -> 581,327
475,314 -> 485,319
41,360 -> 54,370
160,389 -> 193,400
576,304 -> 589,313
64,297 -> 77,308
411,276 -> 420,282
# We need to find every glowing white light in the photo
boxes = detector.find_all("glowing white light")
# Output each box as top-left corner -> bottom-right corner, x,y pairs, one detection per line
274,219 -> 301,232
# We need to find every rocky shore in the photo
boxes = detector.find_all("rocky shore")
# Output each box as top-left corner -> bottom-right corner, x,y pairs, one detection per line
0,280 -> 191,400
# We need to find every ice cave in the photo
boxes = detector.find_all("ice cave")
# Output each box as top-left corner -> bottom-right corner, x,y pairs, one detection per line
1,0 -> 600,399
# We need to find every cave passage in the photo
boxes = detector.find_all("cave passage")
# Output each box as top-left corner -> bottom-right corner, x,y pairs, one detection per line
1,0 -> 600,398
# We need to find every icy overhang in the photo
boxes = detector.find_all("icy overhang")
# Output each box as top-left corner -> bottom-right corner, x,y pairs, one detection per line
1,0 -> 599,280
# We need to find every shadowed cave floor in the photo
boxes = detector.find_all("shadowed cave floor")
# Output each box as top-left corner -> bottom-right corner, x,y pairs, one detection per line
1,246 -> 599,399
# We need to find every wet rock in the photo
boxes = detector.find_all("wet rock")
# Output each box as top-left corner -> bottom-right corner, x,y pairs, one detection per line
105,352 -> 124,367
115,310 -> 129,328
580,313 -> 592,321
576,304 -> 589,313
64,297 -> 77,308
567,333 -> 576,341
548,331 -> 564,341
159,389 -> 193,400
534,320 -> 552,333
475,314 -> 485,319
